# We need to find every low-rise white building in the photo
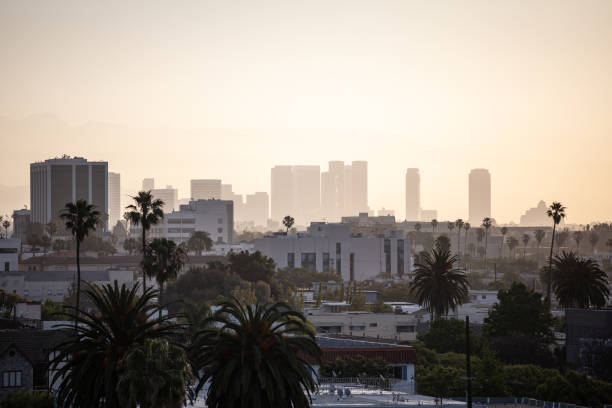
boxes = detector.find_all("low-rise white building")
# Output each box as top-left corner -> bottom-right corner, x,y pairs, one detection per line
0,239 -> 20,272
254,223 -> 411,281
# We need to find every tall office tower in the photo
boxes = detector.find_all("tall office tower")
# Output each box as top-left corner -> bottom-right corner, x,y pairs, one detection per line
321,161 -> 345,221
271,165 -> 294,222
220,184 -> 244,220
151,185 -> 178,212
108,172 -> 121,228
221,184 -> 233,200
142,178 -> 155,191
191,179 -> 221,200
292,165 -> 320,225
469,169 -> 491,225
405,168 -> 420,221
350,161 -> 368,215
244,192 -> 269,227
421,209 -> 438,221
30,156 -> 108,229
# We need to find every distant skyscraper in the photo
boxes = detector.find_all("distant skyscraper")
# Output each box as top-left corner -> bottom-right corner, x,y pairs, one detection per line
350,161 -> 368,215
469,169 -> 491,225
142,178 -> 154,191
405,168 -> 420,221
292,165 -> 320,225
30,156 -> 108,229
244,192 -> 269,226
321,161 -> 345,222
151,186 -> 178,212
220,184 -> 233,200
271,165 -> 294,222
421,209 -> 438,221
191,179 -> 221,200
108,172 -> 121,228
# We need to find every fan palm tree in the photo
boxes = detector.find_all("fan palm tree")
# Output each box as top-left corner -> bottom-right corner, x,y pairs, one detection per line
414,223 -> 422,232
186,230 -> 213,255
534,229 -> 546,266
551,252 -> 610,308
463,223 -> 471,259
125,191 -> 165,291
500,227 -> 508,258
49,282 -> 182,408
455,219 -> 464,258
282,215 -> 295,233
546,202 -> 566,304
59,200 -> 100,326
2,219 -> 9,239
144,238 -> 188,318
506,236 -> 519,259
193,298 -> 321,408
431,219 -> 438,237
410,249 -> 469,319
572,230 -> 583,255
482,218 -> 493,272
522,233 -> 531,258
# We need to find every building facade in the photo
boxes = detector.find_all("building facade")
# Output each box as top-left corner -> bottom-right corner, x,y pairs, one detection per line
270,165 -> 294,222
142,178 -> 154,190
30,157 -> 108,229
468,168 -> 491,225
150,186 -> 178,212
10,209 -> 30,240
191,179 -> 221,200
244,192 -> 269,227
405,168 -> 420,221
108,172 -> 121,228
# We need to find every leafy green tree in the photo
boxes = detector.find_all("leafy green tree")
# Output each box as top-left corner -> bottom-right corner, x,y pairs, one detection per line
125,190 -> 165,290
193,299 -> 321,408
49,282 -> 181,408
123,237 -> 138,254
320,356 -> 389,377
546,202 -> 566,303
275,267 -> 341,290
282,215 -> 295,233
117,338 -> 192,408
59,199 -> 100,326
473,347 -> 508,397
484,283 -> 555,365
228,250 -> 276,283
0,390 -> 54,408
187,230 -> 213,255
418,318 -> 482,355
411,249 -> 469,319
41,299 -> 69,321
551,251 -> 609,308
144,238 -> 188,316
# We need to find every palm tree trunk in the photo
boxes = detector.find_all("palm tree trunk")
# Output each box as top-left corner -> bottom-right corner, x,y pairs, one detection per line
484,231 -> 488,272
75,239 -> 81,330
457,230 -> 461,260
547,223 -> 557,305
142,227 -> 147,292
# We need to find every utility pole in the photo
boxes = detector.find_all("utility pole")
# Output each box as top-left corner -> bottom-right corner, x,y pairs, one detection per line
466,316 -> 473,408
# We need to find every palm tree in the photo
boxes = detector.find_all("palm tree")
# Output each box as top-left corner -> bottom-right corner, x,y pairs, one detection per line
46,220 -> 59,238
589,231 -> 599,254
49,282 -> 181,408
606,238 -> 612,259
546,202 -> 566,303
2,219 -> 9,239
193,298 -> 321,408
144,238 -> 187,318
482,217 -> 493,272
282,215 -> 295,233
506,236 -> 519,259
463,222 -> 471,260
500,227 -> 508,258
556,229 -> 569,253
125,191 -> 165,291
522,233 -> 531,259
410,249 -> 469,319
431,219 -> 438,237
551,252 -> 610,308
59,200 -> 100,325
572,230 -> 583,255
455,219 -> 464,258
186,230 -> 213,255
534,229 -> 546,266
414,223 -> 422,232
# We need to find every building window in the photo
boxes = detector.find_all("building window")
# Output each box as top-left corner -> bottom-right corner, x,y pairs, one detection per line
384,239 -> 391,274
322,252 -> 330,272
349,253 -> 355,282
300,253 -> 316,272
2,371 -> 22,388
182,219 -> 196,224
217,228 -> 223,233
397,239 -> 404,277
349,325 -> 365,331
369,323 -> 378,327
396,325 -> 415,333
4,262 -> 8,272
287,252 -> 295,268
167,219 -> 181,224
217,218 -> 223,224
482,295 -> 486,300
335,242 -> 341,275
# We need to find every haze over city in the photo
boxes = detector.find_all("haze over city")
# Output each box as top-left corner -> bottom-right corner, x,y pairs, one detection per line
2,0 -> 612,224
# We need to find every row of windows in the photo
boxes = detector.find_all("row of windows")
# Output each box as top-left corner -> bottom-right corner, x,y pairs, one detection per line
3,371 -> 22,388
167,218 -> 223,224
317,324 -> 415,334
166,227 -> 223,234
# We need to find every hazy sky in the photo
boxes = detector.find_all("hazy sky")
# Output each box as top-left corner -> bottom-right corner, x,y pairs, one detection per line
1,0 -> 611,224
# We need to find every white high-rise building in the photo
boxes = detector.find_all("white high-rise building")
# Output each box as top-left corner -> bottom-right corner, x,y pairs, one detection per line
469,169 -> 491,225
108,172 -> 121,228
271,166 -> 295,222
142,178 -> 155,191
151,186 -> 178,212
321,161 -> 368,221
405,168 -> 420,221
350,161 -> 368,216
30,156 -> 108,229
292,165 -> 320,226
191,179 -> 221,200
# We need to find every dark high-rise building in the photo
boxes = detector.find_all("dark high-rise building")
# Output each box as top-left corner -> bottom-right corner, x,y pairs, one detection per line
405,168 -> 420,221
469,169 -> 491,225
30,156 -> 108,229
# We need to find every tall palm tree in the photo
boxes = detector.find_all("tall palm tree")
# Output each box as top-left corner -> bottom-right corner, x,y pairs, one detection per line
2,219 -> 9,239
60,200 -> 100,325
463,222 -> 471,258
49,282 -> 181,408
282,215 -> 295,233
144,238 -> 188,318
572,230 -> 583,255
126,191 -> 165,291
431,219 -> 438,237
410,249 -> 469,319
589,231 -> 599,254
551,252 -> 609,308
546,202 -> 566,304
455,219 -> 464,258
186,230 -> 213,255
500,227 -> 508,258
506,236 -> 519,259
193,299 -> 321,408
482,217 -> 493,272
522,233 -> 531,259
476,227 -> 485,256
534,229 -> 546,267
414,223 -> 422,232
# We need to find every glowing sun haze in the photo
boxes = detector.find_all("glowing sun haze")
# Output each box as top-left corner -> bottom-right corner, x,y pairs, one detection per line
1,0 -> 611,224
